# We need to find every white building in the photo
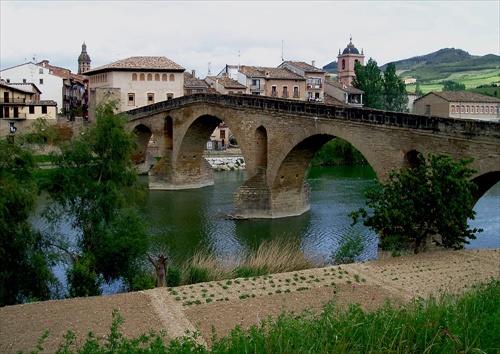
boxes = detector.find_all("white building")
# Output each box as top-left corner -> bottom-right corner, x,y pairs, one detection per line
84,56 -> 185,116
0,62 -> 65,111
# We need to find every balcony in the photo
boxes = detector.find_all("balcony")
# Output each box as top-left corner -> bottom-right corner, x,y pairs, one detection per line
0,113 -> 27,120
0,98 -> 26,104
282,93 -> 289,98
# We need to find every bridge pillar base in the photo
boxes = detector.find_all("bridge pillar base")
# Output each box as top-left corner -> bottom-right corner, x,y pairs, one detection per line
234,172 -> 311,219
148,153 -> 214,190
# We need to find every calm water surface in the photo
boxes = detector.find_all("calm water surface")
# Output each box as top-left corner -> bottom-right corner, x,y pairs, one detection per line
140,165 -> 500,265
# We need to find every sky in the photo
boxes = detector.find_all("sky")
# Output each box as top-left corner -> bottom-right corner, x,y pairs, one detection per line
1,1 -> 499,78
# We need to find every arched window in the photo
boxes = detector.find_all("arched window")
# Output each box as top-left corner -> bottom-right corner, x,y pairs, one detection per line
461,106 -> 464,113
450,105 -> 455,113
162,74 -> 167,81
140,73 -> 145,81
169,74 -> 175,81
465,106 -> 469,113
490,106 -> 494,114
476,106 -> 479,113
155,74 -> 160,81
132,73 -> 138,81
147,73 -> 152,81
342,59 -> 345,70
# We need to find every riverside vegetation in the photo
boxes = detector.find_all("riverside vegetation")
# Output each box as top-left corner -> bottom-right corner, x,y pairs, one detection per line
24,278 -> 500,353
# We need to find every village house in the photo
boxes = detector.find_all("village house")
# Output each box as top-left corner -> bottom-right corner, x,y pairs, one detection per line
323,79 -> 364,107
278,61 -> 326,101
184,70 -> 209,95
84,56 -> 185,118
413,91 -> 500,120
205,75 -> 247,95
0,81 -> 57,137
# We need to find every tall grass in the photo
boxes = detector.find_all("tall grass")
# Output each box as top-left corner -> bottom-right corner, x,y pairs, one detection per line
179,238 -> 316,285
29,278 -> 500,353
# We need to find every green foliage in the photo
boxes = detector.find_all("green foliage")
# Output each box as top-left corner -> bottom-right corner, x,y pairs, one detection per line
186,265 -> 212,285
67,255 -> 102,298
0,138 -> 56,306
414,82 -> 424,96
167,266 -> 182,287
40,99 -> 150,296
383,63 -> 409,112
442,80 -> 466,91
32,279 -> 500,353
352,58 -> 384,109
331,229 -> 365,265
350,154 -> 482,254
311,138 -> 365,165
19,117 -> 62,145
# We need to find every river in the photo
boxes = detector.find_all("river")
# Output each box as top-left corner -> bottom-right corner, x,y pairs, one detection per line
141,165 -> 500,265
33,165 -> 499,294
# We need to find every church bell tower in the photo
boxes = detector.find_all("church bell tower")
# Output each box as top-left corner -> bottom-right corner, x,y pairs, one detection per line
78,42 -> 91,75
337,37 -> 364,86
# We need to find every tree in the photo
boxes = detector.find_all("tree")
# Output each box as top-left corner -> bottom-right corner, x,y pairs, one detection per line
0,138 -> 56,306
350,154 -> 482,255
383,63 -> 409,112
442,80 -> 466,91
415,82 -> 424,96
352,58 -> 384,110
41,100 -> 150,296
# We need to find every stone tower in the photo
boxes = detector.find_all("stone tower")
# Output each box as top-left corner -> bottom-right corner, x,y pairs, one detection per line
78,42 -> 91,74
337,37 -> 364,86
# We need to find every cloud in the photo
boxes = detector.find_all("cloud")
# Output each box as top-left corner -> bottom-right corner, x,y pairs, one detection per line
1,1 -> 498,78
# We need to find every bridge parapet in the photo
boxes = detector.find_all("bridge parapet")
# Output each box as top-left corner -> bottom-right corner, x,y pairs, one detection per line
127,94 -> 499,139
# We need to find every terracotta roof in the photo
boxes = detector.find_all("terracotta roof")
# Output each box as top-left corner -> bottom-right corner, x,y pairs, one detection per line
85,56 -> 185,74
207,76 -> 247,89
422,91 -> 500,103
184,72 -> 208,88
323,94 -> 350,107
325,80 -> 364,94
283,61 -> 326,73
240,66 -> 305,80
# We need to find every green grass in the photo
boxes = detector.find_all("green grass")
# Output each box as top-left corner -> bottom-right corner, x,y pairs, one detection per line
29,278 -> 500,353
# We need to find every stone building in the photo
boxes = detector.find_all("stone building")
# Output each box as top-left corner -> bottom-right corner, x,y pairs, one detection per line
184,70 -> 209,95
205,75 -> 247,94
413,91 -> 500,120
78,42 -> 91,75
84,56 -> 185,118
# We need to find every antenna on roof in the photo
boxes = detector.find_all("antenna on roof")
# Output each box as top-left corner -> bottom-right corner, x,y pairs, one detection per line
207,62 -> 211,76
238,50 -> 240,69
281,40 -> 284,62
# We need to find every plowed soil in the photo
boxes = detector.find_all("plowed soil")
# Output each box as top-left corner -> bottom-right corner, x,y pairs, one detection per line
1,249 -> 499,353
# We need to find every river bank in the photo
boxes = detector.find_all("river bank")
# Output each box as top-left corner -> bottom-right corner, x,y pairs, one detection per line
1,248 -> 498,353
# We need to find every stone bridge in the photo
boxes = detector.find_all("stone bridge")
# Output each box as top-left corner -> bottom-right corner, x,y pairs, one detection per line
126,94 -> 500,219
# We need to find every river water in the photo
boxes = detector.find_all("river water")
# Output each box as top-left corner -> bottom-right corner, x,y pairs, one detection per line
33,165 -> 499,294
141,165 -> 500,266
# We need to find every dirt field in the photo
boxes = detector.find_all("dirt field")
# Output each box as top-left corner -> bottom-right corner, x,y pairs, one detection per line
1,248 -> 499,353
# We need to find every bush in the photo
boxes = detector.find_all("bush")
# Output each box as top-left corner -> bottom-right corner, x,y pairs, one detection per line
331,229 -> 365,265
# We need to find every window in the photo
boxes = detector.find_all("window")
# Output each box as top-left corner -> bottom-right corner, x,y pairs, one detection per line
39,68 -> 43,74
23,79 -> 27,84
29,106 -> 35,114
167,93 -> 173,100
228,91 -> 234,94
14,107 -> 19,118
128,93 -> 135,106
480,106 -> 484,113
450,105 -> 455,113
155,74 -> 160,81
162,74 -> 168,81
465,106 -> 469,113
169,74 -> 175,81
425,105 -> 431,114
147,93 -> 154,105
132,73 -> 138,81
271,86 -> 277,97
39,79 -> 44,85
461,106 -> 464,113
147,73 -> 153,81
252,79 -> 260,89
220,129 -> 226,139
282,86 -> 288,98
186,89 -> 193,95
293,86 -> 299,98
140,73 -> 145,81
490,107 -> 494,114
342,59 -> 345,70
42,106 -> 47,114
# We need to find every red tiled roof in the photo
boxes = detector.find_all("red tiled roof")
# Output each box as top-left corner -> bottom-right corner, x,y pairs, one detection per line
240,66 -> 304,80
86,56 -> 185,74
422,91 -> 500,103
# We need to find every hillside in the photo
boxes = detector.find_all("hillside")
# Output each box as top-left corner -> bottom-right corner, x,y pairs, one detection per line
322,48 -> 499,94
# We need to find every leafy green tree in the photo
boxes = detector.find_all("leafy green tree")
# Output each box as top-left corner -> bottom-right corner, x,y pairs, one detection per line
0,139 -> 56,306
352,58 -> 384,109
350,154 -> 482,255
442,80 -> 466,91
41,100 -> 150,296
383,63 -> 409,112
415,82 -> 424,96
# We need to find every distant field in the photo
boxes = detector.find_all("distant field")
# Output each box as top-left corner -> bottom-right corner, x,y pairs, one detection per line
406,69 -> 500,94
